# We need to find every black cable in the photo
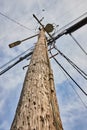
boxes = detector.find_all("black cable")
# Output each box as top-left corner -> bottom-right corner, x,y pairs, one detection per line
0,12 -> 33,31
54,46 -> 87,80
0,51 -> 33,76
59,65 -> 87,108
33,14 -> 55,42
49,44 -> 87,107
55,12 -> 87,35
0,37 -> 52,71
68,81 -> 87,108
69,61 -> 87,79
0,39 -> 55,75
51,55 -> 87,96
0,46 -> 34,70
69,33 -> 87,55
49,12 -> 87,44
54,46 -> 87,78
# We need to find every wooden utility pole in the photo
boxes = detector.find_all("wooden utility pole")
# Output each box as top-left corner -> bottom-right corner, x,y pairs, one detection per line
10,29 -> 63,130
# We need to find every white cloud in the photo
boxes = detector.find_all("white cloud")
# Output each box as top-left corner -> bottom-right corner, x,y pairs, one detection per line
56,80 -> 87,130
0,0 -> 87,130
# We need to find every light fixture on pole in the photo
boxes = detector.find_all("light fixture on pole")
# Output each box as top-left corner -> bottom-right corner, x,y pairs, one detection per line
9,34 -> 39,48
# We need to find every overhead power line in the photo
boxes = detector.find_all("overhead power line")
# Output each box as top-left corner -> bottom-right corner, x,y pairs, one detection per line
33,14 -> 55,41
0,42 -> 54,75
0,51 -> 33,76
0,12 -> 33,31
0,13 -> 87,76
49,12 -> 87,44
69,33 -> 87,55
0,46 -> 34,70
57,12 -> 87,33
68,81 -> 87,108
59,66 -> 87,108
65,15 -> 87,34
49,46 -> 87,96
54,46 -> 87,80
52,56 -> 87,96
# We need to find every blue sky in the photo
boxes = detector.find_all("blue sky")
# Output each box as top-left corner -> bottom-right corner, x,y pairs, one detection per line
0,0 -> 87,130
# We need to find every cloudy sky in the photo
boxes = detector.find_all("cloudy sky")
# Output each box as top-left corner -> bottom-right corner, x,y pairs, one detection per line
0,0 -> 87,130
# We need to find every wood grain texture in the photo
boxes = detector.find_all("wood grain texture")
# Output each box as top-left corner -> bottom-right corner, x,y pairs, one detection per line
10,29 -> 63,130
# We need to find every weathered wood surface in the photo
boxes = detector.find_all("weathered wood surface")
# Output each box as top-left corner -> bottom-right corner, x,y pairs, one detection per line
10,29 -> 63,130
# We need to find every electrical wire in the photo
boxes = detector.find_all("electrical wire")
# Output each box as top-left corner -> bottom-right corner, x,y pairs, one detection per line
0,46 -> 34,70
55,12 -> 87,35
0,12 -> 33,31
54,58 -> 87,96
0,39 -> 55,75
68,81 -> 87,108
0,41 -> 55,75
59,65 -> 87,108
54,46 -> 87,80
47,13 -> 87,45
0,51 -> 33,76
69,33 -> 87,55
49,48 -> 87,96
0,42 -> 54,71
33,14 -> 55,42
